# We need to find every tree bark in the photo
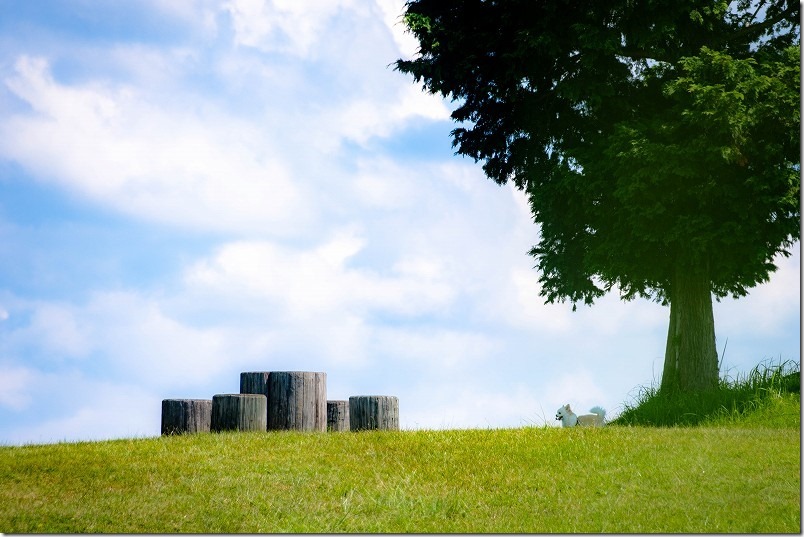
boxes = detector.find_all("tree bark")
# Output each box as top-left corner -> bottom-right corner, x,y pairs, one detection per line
349,396 -> 399,431
660,262 -> 719,393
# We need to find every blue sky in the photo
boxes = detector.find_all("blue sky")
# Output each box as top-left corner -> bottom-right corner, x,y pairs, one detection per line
0,1 -> 799,445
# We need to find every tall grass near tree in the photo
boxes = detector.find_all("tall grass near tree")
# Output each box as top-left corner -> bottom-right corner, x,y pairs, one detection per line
614,359 -> 800,427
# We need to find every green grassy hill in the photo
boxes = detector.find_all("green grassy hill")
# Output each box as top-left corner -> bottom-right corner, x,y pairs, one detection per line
1,392 -> 799,533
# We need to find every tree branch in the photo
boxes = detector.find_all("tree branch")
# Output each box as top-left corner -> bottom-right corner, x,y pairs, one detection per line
725,3 -> 798,46
615,3 -> 798,65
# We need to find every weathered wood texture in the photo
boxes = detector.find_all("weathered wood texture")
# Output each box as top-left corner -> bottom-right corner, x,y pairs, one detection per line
349,395 -> 399,431
266,371 -> 327,431
161,399 -> 212,435
240,371 -> 271,425
211,394 -> 267,432
240,371 -> 271,397
326,400 -> 350,432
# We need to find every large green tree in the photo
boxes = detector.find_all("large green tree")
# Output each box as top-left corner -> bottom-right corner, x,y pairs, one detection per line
396,0 -> 800,393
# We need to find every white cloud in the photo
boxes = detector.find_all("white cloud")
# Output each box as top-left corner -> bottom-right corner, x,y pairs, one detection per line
331,84 -> 451,147
714,244 -> 801,337
0,55 -> 309,236
219,0 -> 449,155
375,0 -> 420,59
221,0 -> 417,62
24,303 -> 93,359
186,231 -> 457,320
375,326 -> 499,371
4,377 -> 161,444
0,365 -> 35,411
84,292 -> 235,388
148,0 -> 220,37
103,44 -> 204,89
0,3 -> 449,238
505,267 -> 574,332
224,0 -> 357,57
1,298 -> 94,363
542,369 -> 609,416
403,383 -> 544,429
2,292 -> 237,391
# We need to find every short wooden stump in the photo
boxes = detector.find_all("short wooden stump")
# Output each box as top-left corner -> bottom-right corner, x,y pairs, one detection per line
211,394 -> 267,432
349,395 -> 399,431
327,400 -> 350,432
161,398 -> 212,435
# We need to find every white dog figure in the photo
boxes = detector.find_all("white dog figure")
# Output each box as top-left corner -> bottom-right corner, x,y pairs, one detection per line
556,404 -> 606,427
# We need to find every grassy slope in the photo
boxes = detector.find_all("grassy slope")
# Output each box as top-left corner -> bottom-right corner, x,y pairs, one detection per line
1,397 -> 799,533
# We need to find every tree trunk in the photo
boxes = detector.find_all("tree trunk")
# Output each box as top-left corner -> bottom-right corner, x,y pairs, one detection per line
327,400 -> 350,432
660,263 -> 719,393
266,371 -> 327,431
349,396 -> 399,431
161,399 -> 212,435
211,394 -> 267,432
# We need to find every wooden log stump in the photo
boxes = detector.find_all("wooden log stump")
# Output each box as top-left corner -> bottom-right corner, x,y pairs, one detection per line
266,371 -> 326,431
161,399 -> 212,435
349,395 -> 399,431
211,394 -> 267,432
327,400 -> 350,432
240,371 -> 271,425
240,371 -> 271,397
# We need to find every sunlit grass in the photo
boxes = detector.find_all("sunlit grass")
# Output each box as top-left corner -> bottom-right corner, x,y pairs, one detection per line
1,403 -> 799,533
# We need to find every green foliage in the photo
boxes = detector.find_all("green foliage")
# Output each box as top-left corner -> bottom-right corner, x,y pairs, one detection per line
581,45 -> 800,304
396,1 -> 799,306
0,416 -> 799,533
397,0 -> 800,393
614,359 -> 801,427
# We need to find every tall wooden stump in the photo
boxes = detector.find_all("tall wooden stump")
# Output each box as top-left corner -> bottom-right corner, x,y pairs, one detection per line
327,400 -> 350,432
161,399 -> 212,435
349,395 -> 399,431
266,371 -> 327,431
240,371 -> 271,397
211,394 -> 267,432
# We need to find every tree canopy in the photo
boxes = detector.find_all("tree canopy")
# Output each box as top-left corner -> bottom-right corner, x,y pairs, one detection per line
396,0 -> 800,392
